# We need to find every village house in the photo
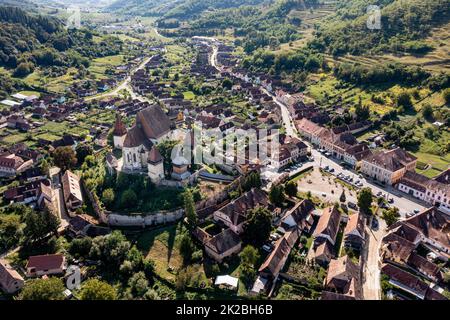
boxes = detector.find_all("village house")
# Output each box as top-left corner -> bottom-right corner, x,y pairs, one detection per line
213,188 -> 268,234
361,148 -> 417,185
313,206 -> 342,266
0,259 -> 24,294
26,254 -> 66,277
204,228 -> 242,263
62,170 -> 83,212
381,207 -> 449,286
258,229 -> 300,284
397,170 -> 450,214
381,263 -> 446,300
278,199 -> 316,234
343,213 -> 366,251
322,255 -> 362,300
0,154 -> 33,177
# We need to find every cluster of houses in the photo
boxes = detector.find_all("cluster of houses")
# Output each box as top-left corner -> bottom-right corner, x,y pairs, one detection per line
380,207 -> 449,300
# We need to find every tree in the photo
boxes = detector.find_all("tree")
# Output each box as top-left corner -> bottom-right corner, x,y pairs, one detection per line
80,279 -> 117,300
396,91 -> 413,110
421,104 -> 434,120
53,146 -> 77,171
128,272 -> 149,297
443,88 -> 450,106
357,187 -> 373,214
69,237 -> 92,258
183,189 -> 197,229
269,185 -> 285,207
243,207 -> 272,247
0,214 -> 23,251
239,245 -> 260,288
76,144 -> 93,165
222,78 -> 233,90
23,208 -> 60,244
285,181 -> 298,198
382,207 -> 400,226
101,188 -> 115,207
239,245 -> 259,267
355,103 -> 370,121
19,278 -> 65,300
179,234 -> 195,264
13,62 -> 35,77
89,230 -> 131,269
120,189 -> 137,208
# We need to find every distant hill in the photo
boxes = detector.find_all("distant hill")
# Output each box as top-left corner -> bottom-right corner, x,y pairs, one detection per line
310,0 -> 450,56
105,0 -> 183,16
0,6 -> 122,76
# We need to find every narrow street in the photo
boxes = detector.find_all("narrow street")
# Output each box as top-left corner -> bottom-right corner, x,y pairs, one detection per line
361,219 -> 386,300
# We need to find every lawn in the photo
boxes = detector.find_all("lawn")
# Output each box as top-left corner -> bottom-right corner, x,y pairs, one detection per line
135,223 -> 187,282
183,91 -> 195,100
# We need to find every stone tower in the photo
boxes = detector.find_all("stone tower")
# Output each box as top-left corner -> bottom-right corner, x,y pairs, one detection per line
147,146 -> 164,184
113,113 -> 127,149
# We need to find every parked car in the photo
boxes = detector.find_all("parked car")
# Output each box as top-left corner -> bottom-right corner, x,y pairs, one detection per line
371,218 -> 379,230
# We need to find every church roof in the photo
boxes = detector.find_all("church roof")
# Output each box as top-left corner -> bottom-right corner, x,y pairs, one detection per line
113,113 -> 127,136
136,105 -> 171,140
148,146 -> 163,164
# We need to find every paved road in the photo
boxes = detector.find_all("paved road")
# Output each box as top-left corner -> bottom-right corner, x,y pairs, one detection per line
85,55 -> 154,103
361,218 -> 386,300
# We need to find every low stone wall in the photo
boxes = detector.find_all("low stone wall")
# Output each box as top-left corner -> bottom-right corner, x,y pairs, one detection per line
107,209 -> 184,227
82,169 -> 257,228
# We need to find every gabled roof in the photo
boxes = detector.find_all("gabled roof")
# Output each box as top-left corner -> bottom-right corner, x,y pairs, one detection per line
136,105 -> 171,140
258,229 -> 299,278
325,255 -> 362,299
363,148 -> 417,172
215,188 -> 268,226
205,228 -> 241,255
314,206 -> 341,242
344,213 -> 364,239
0,258 -> 23,291
62,170 -> 82,203
26,254 -> 65,272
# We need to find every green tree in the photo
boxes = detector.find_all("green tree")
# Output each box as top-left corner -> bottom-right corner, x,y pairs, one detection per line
19,278 -> 65,300
0,214 -> 23,251
355,103 -> 370,121
80,279 -> 117,300
357,187 -> 373,215
76,144 -> 93,165
120,189 -> 137,208
89,230 -> 131,269
53,146 -> 77,172
243,207 -> 272,247
101,188 -> 115,207
285,181 -> 298,198
421,104 -> 434,120
179,234 -> 195,265
239,245 -> 260,267
23,208 -> 60,244
184,189 -> 197,229
222,78 -> 233,90
443,88 -> 450,106
239,246 -> 260,289
69,237 -> 92,258
382,207 -> 400,227
269,185 -> 285,207
128,272 -> 149,297
396,91 -> 413,110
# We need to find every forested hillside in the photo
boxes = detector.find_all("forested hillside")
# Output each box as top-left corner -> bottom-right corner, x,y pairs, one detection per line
310,0 -> 450,56
0,6 -> 123,77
